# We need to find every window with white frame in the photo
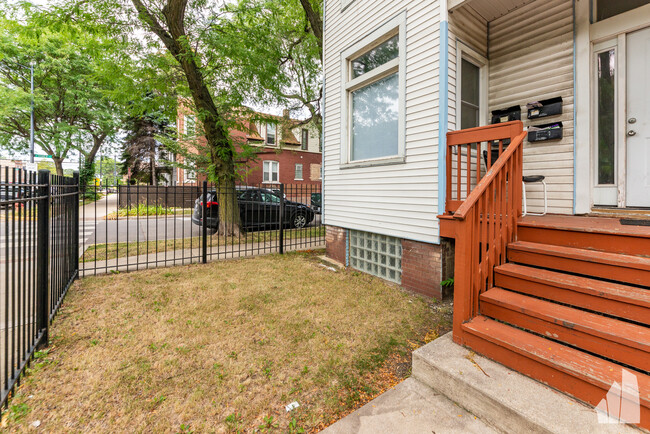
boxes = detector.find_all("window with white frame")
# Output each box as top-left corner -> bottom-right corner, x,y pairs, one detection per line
184,168 -> 196,183
266,123 -> 276,145
341,12 -> 406,165
294,163 -> 303,180
301,129 -> 309,150
263,160 -> 279,183
184,115 -> 196,136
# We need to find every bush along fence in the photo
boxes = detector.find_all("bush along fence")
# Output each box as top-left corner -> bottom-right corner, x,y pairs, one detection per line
79,181 -> 324,275
1,168 -> 79,408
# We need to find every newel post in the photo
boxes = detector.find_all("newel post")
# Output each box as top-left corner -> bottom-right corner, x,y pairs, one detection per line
451,216 -> 473,345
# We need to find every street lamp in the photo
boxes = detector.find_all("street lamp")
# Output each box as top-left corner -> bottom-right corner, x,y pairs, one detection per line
29,61 -> 35,164
17,61 -> 36,163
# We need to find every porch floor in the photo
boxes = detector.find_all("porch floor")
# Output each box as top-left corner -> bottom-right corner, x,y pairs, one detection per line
520,214 -> 650,239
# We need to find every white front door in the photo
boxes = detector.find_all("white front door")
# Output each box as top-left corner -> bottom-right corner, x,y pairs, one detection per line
626,27 -> 650,207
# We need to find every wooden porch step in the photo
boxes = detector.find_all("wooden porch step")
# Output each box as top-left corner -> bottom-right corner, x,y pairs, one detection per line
480,288 -> 650,372
518,215 -> 650,257
494,263 -> 650,326
507,241 -> 650,287
462,316 -> 650,429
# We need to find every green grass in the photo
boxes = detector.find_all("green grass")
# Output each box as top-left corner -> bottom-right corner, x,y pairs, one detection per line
80,226 -> 325,262
104,204 -> 191,220
3,252 -> 451,432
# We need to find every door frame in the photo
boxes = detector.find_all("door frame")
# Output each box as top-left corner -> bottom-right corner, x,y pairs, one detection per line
587,5 -> 650,209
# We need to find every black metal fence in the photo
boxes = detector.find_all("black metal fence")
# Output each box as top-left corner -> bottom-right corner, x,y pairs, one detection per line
0,169 -> 323,407
79,181 -> 324,275
1,168 -> 78,408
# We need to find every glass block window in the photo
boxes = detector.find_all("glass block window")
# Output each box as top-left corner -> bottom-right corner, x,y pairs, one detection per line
349,230 -> 402,283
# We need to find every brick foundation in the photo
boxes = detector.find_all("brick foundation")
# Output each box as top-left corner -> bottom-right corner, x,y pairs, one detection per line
401,239 -> 444,299
325,226 -> 347,265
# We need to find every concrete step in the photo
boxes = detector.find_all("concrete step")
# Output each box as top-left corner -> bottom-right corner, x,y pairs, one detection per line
507,241 -> 650,287
494,263 -> 650,325
320,377 -> 497,434
412,332 -> 644,433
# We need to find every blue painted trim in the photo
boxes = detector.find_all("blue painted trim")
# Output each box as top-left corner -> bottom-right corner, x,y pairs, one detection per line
437,20 -> 450,216
572,0 -> 577,214
321,0 -> 327,224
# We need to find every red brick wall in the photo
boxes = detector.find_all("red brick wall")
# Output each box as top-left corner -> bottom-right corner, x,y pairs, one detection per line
401,239 -> 443,299
325,226 -> 347,265
240,149 -> 322,186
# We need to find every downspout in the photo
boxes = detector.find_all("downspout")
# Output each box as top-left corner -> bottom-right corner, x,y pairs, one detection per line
437,0 -> 450,218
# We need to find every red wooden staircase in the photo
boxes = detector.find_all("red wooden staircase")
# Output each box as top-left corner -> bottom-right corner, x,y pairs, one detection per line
439,122 -> 650,429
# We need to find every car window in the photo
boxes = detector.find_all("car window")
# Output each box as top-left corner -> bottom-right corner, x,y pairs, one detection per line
259,191 -> 281,203
238,190 -> 258,201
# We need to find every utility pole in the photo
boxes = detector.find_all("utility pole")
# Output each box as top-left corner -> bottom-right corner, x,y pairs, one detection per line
29,62 -> 35,164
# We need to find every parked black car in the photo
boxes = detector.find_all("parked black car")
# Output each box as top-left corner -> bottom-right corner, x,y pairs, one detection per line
192,187 -> 315,233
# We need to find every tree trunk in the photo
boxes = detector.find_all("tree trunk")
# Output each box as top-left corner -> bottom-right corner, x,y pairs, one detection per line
131,0 -> 241,235
52,157 -> 64,176
150,153 -> 157,186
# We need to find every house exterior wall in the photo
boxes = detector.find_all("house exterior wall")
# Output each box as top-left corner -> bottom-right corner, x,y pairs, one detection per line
238,149 -> 322,186
323,0 -> 442,244
487,0 -> 575,214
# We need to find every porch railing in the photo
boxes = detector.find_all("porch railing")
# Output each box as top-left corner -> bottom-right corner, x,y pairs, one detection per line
445,121 -> 525,214
444,121 -> 527,344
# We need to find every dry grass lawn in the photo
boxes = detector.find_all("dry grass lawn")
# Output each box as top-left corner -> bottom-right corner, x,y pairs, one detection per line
2,251 -> 451,433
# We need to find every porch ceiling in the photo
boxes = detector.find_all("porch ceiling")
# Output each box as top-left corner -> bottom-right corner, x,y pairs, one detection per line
449,0 -> 537,22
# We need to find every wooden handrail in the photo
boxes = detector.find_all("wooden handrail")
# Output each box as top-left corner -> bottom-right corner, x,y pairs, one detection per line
454,131 -> 527,220
445,121 -> 524,214
444,121 -> 526,345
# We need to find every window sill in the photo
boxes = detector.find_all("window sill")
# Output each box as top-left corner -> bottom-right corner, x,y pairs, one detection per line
262,181 -> 280,184
340,156 -> 405,169
294,178 -> 304,181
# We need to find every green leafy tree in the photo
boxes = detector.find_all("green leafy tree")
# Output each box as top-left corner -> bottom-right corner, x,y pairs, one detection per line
0,6 -> 134,176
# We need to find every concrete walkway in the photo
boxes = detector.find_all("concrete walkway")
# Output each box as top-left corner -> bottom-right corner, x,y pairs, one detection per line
80,193 -> 117,220
322,377 -> 496,433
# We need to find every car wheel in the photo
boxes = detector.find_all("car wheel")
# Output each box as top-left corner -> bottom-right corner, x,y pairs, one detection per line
292,213 -> 308,229
206,227 -> 217,235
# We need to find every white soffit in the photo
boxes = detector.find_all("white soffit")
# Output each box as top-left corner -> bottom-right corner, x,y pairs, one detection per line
450,0 -> 538,22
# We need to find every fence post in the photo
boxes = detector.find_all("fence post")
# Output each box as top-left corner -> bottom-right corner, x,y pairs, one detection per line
72,171 -> 80,276
202,180 -> 208,264
279,184 -> 284,254
36,169 -> 50,348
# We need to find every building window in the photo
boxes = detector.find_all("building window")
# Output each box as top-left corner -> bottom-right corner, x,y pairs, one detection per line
349,230 -> 401,283
184,115 -> 196,137
263,161 -> 279,183
595,0 -> 648,21
294,163 -> 303,180
266,123 -> 276,145
301,129 -> 309,150
184,168 -> 196,183
341,12 -> 405,165
596,47 -> 616,185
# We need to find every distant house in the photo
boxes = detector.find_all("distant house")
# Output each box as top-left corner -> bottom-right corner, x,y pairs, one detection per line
175,107 -> 322,187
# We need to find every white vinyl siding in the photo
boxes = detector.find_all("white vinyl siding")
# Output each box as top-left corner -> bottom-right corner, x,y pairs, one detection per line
324,0 -> 441,243
488,0 -> 574,214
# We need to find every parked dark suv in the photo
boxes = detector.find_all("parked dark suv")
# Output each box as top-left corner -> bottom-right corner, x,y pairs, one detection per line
192,187 -> 315,233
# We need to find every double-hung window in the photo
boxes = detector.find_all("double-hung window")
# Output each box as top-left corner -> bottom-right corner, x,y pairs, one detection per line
266,123 -> 276,145
341,12 -> 406,166
294,163 -> 303,180
301,129 -> 309,150
263,161 -> 279,183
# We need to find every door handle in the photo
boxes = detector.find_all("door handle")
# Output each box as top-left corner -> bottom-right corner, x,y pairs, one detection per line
627,130 -> 636,136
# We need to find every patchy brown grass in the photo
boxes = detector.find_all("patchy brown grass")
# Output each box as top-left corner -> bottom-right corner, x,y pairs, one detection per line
80,227 -> 325,263
2,252 -> 451,433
